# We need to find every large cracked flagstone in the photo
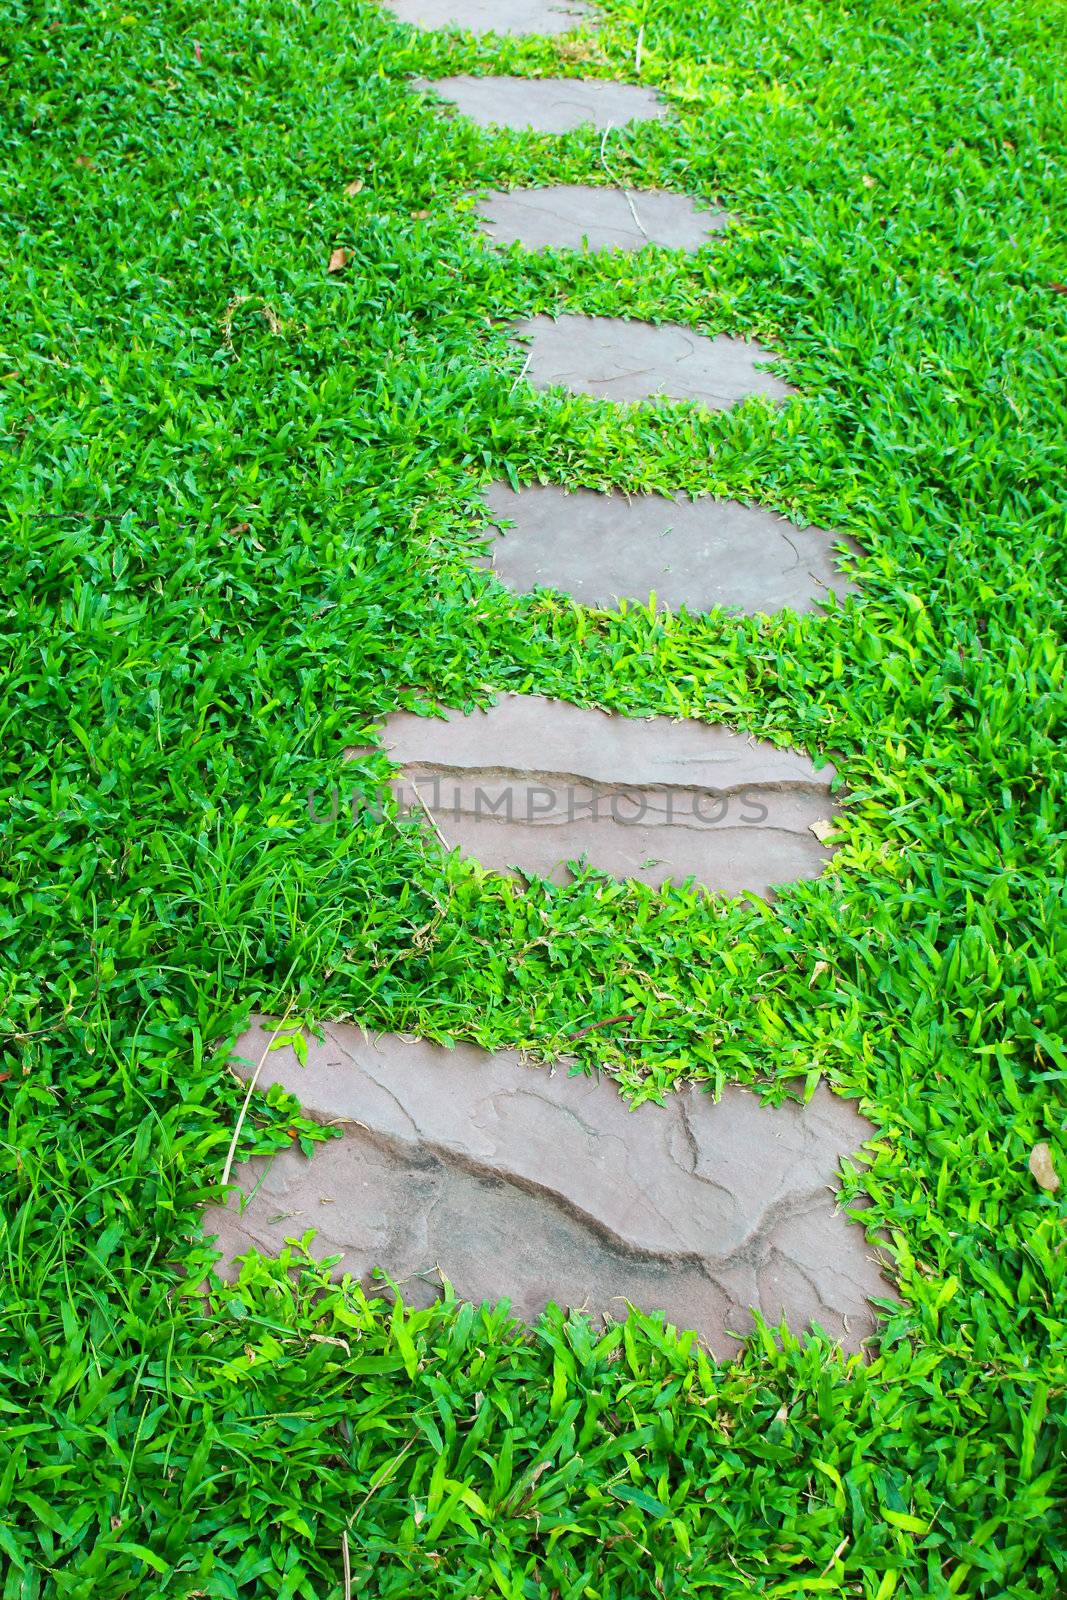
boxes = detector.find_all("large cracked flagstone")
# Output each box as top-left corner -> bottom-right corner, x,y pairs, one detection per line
206,1020 -> 890,1355
474,185 -> 728,253
416,75 -> 667,133
384,0 -> 593,32
512,314 -> 795,409
367,694 -> 840,895
478,483 -> 857,614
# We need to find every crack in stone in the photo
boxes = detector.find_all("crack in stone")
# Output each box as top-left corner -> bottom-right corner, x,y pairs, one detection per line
386,764 -> 832,800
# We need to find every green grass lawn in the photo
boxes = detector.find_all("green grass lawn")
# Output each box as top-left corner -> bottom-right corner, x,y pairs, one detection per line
2,0 -> 1065,1593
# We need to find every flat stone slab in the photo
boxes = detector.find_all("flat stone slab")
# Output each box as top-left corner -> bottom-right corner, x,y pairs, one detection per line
416,75 -> 667,133
384,0 -> 593,32
366,694 -> 840,895
478,483 -> 856,615
206,1020 -> 890,1354
513,315 -> 795,409
474,185 -> 728,253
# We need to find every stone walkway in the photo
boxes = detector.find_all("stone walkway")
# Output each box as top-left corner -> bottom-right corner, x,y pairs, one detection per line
415,74 -> 666,132
214,0 -> 887,1351
478,484 -> 854,615
210,1022 -> 887,1356
474,185 -> 728,253
511,315 -> 795,409
373,694 -> 840,895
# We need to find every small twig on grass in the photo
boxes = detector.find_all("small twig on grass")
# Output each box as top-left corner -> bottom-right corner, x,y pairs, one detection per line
221,1000 -> 297,1186
341,1530 -> 352,1600
567,1013 -> 636,1041
349,1432 -> 421,1527
635,23 -> 644,73
219,294 -> 286,356
510,349 -> 533,392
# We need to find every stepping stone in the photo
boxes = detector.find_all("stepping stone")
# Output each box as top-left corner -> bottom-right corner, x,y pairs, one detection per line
207,1019 -> 891,1355
474,185 -> 728,253
368,694 -> 840,896
478,482 -> 856,615
512,314 -> 795,409
416,75 -> 667,133
384,0 -> 593,34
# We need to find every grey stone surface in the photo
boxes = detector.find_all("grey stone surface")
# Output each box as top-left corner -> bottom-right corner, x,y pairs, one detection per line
478,483 -> 856,615
384,0 -> 592,32
513,315 -> 795,408
416,75 -> 668,133
205,1019 -> 890,1355
369,694 -> 840,895
474,185 -> 728,253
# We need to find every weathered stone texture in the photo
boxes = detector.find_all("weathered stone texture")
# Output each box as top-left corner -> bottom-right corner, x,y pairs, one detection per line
386,0 -> 592,31
512,314 -> 795,409
206,1021 -> 890,1354
372,694 -> 841,896
478,482 -> 856,614
474,185 -> 727,252
416,75 -> 668,132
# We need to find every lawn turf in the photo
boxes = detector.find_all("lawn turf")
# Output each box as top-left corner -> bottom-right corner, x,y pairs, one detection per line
1,0 -> 1065,1594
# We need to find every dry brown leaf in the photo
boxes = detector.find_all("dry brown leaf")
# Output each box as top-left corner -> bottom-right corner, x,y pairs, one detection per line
74,155 -> 96,169
809,818 -> 836,843
556,36 -> 609,66
307,1332 -> 351,1353
809,960 -> 830,987
327,247 -> 349,274
1028,1142 -> 1060,1192
344,178 -> 364,196
411,208 -> 430,220
861,174 -> 876,189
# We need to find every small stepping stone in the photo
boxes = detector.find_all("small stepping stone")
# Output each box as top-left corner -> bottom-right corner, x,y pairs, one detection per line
474,185 -> 728,253
384,0 -> 593,34
207,1019 -> 891,1355
512,314 -> 795,409
369,694 -> 841,896
478,483 -> 856,615
416,75 -> 667,133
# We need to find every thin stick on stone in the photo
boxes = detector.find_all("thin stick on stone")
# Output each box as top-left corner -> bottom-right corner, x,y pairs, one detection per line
221,1000 -> 297,1186
598,123 -> 647,238
409,779 -> 451,852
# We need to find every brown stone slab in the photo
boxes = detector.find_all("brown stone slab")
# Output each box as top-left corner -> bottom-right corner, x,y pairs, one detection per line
474,185 -> 728,252
415,75 -> 668,133
512,314 -> 794,409
384,0 -> 593,32
368,694 -> 840,895
478,483 -> 857,615
205,1019 -> 891,1355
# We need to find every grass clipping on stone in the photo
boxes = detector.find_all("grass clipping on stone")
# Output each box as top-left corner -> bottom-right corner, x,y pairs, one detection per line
0,0 -> 1064,1595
